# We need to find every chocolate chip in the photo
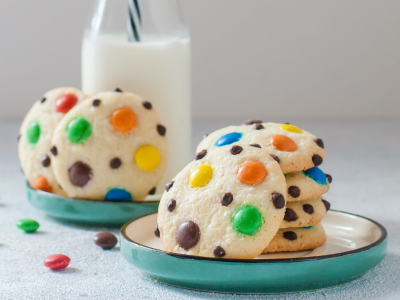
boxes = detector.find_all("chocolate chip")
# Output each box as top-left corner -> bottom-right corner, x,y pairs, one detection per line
157,124 -> 166,136
176,221 -> 200,250
303,204 -> 314,214
270,154 -> 280,164
230,145 -> 243,155
110,157 -> 121,169
41,155 -> 51,168
326,174 -> 332,183
203,133 -> 209,139
148,187 -> 156,195
114,88 -> 123,92
40,97 -> 46,104
93,232 -> 118,249
312,155 -> 323,166
221,193 -> 233,206
243,119 -> 262,125
322,199 -> 331,211
154,225 -> 160,238
254,124 -> 264,130
195,149 -> 207,160
165,181 -> 174,192
284,122 -> 290,125
17,134 -> 21,142
167,199 -> 176,212
272,193 -> 285,209
50,146 -> 58,156
250,143 -> 261,148
284,208 -> 298,222
213,246 -> 226,258
288,186 -> 300,198
142,101 -> 152,110
68,161 -> 92,187
315,138 -> 324,149
92,99 -> 101,107
283,231 -> 297,241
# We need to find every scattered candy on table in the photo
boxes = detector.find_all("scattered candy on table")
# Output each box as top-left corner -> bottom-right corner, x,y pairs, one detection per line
93,232 -> 118,249
44,254 -> 71,270
16,219 -> 40,233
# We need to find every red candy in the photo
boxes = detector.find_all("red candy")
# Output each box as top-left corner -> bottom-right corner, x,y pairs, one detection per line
44,254 -> 70,270
55,93 -> 78,113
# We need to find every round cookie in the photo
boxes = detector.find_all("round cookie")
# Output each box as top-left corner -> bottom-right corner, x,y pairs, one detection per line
18,87 -> 90,194
286,167 -> 331,202
196,122 -> 325,173
263,223 -> 326,253
280,197 -> 330,229
51,91 -> 168,201
157,146 -> 287,259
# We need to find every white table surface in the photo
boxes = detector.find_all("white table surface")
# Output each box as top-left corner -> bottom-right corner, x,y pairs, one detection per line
1,119 -> 399,300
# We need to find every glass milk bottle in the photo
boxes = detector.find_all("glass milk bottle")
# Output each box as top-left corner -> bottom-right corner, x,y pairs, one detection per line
82,0 -> 191,197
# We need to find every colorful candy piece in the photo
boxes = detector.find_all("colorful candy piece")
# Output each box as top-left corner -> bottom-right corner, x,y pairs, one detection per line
105,188 -> 132,202
16,219 -> 40,233
93,232 -> 118,249
110,108 -> 136,133
303,167 -> 327,185
66,116 -> 92,144
278,124 -> 303,133
55,93 -> 78,113
26,121 -> 41,145
44,254 -> 70,270
189,165 -> 213,188
231,205 -> 263,235
34,176 -> 53,193
269,135 -> 297,152
135,145 -> 161,172
215,132 -> 242,147
237,161 -> 267,185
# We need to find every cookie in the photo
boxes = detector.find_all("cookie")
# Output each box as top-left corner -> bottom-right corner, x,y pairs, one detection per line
51,91 -> 168,201
157,145 -> 287,259
196,122 -> 325,173
286,167 -> 330,202
281,197 -> 330,228
263,223 -> 326,253
18,87 -> 89,194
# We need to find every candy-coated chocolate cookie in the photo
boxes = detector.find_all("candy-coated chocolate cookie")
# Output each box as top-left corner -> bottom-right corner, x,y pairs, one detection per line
51,91 -> 167,201
280,197 -> 330,228
157,146 -> 287,259
263,223 -> 326,253
196,122 -> 325,173
18,87 -> 89,194
286,167 -> 331,202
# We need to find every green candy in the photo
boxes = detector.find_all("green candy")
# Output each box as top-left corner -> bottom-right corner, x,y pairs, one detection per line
26,121 -> 41,145
66,116 -> 92,144
231,205 -> 263,236
16,219 -> 40,233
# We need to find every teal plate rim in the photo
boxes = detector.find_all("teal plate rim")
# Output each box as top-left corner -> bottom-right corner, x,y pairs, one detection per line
121,210 -> 387,263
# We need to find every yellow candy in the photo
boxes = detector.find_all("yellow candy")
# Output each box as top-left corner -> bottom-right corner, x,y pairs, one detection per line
135,145 -> 160,171
279,124 -> 303,133
190,165 -> 213,188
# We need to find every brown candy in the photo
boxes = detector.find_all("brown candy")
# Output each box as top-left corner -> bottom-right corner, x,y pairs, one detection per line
148,187 -> 156,195
312,155 -> 323,167
157,124 -> 166,136
195,149 -> 207,160
230,145 -> 243,155
42,155 -> 51,167
167,199 -> 176,212
50,146 -> 58,156
93,232 -> 118,249
283,231 -> 297,241
270,154 -> 280,164
250,143 -> 261,148
110,157 -> 121,169
221,193 -> 233,206
142,101 -> 152,110
176,221 -> 200,250
288,186 -> 300,198
303,204 -> 314,214
322,199 -> 331,211
154,225 -> 160,238
272,193 -> 285,209
254,124 -> 264,130
68,161 -> 92,187
213,246 -> 226,258
165,181 -> 174,192
315,138 -> 324,149
326,174 -> 332,183
243,119 -> 262,125
92,99 -> 101,107
284,208 -> 298,222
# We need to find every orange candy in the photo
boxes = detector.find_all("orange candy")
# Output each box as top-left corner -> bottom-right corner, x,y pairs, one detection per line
34,176 -> 52,193
237,162 -> 268,185
110,108 -> 136,133
269,135 -> 297,152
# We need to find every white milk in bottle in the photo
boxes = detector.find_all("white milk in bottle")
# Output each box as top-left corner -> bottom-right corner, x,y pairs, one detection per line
82,0 -> 191,199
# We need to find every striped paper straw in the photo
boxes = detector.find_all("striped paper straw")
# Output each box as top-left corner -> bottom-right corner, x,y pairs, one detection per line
128,0 -> 141,42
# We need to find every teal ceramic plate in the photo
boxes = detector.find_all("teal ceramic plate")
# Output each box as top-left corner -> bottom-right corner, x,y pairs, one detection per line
120,210 -> 387,294
27,184 -> 159,226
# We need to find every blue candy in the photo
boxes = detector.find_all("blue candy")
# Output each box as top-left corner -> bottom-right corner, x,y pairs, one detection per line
105,188 -> 132,202
303,167 -> 327,185
302,226 -> 312,229
215,132 -> 243,147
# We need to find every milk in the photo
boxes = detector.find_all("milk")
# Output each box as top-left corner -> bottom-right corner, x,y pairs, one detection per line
82,34 -> 191,196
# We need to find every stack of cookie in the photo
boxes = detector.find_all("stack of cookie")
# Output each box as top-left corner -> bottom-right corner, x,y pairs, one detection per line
18,87 -> 168,201
157,121 -> 331,258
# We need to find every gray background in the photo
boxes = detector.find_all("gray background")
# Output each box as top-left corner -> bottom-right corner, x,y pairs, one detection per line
1,0 -> 400,121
